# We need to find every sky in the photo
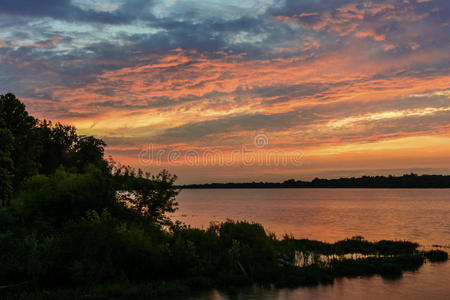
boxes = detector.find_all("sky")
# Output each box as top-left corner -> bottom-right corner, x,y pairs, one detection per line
0,0 -> 449,183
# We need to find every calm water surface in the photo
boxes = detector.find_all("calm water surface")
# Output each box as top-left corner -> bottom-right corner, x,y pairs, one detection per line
171,189 -> 450,300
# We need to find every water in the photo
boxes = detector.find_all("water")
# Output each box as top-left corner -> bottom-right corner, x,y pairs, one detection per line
171,189 -> 450,300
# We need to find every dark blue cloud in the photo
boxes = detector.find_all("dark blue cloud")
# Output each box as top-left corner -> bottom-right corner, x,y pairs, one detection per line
0,0 -> 448,114
0,0 -> 157,24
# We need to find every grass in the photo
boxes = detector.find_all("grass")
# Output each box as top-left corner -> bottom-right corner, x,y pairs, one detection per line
1,221 -> 448,299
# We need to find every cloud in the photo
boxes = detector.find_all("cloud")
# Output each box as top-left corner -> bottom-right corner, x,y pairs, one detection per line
270,0 -> 449,53
0,0 -> 158,24
0,0 -> 449,181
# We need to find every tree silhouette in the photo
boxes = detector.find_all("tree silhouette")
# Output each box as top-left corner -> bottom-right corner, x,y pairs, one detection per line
0,93 -> 40,189
0,116 -> 14,206
36,120 -> 78,175
71,135 -> 107,172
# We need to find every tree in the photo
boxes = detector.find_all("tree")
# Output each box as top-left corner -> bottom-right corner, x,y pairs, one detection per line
113,165 -> 179,224
0,93 -> 40,188
71,135 -> 107,172
0,116 -> 14,206
36,120 -> 78,175
36,120 -> 108,174
0,92 -> 114,207
20,166 -> 116,226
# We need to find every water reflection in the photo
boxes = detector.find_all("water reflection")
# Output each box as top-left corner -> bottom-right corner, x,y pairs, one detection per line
172,189 -> 450,246
293,251 -> 396,267
173,189 -> 450,300
189,263 -> 449,300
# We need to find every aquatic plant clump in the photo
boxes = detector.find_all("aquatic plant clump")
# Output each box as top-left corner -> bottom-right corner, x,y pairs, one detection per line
424,250 -> 449,262
2,219 -> 447,298
276,235 -> 433,282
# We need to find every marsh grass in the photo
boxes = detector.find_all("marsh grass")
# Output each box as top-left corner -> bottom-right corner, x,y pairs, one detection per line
3,220 -> 447,299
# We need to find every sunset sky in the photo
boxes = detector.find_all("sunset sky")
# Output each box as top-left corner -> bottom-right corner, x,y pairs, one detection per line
1,0 -> 449,183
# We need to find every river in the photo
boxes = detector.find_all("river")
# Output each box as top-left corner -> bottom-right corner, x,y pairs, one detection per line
171,189 -> 450,300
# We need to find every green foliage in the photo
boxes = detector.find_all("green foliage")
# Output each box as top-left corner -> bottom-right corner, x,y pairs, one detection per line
0,93 -> 40,190
130,170 -> 178,224
113,164 -> 179,224
1,92 -> 446,297
18,166 -> 115,226
0,117 -> 14,206
36,120 -> 108,175
36,120 -> 78,175
279,235 -> 419,257
1,212 -> 445,297
214,220 -> 278,283
0,93 -> 112,204
53,210 -> 169,286
71,136 -> 107,171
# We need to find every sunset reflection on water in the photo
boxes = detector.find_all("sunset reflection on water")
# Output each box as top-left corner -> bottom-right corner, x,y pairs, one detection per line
172,188 -> 450,300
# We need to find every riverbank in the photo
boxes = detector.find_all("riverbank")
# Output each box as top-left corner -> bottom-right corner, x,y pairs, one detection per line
3,220 -> 447,299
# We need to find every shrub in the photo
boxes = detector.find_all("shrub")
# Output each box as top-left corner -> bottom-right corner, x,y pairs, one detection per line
18,166 -> 115,227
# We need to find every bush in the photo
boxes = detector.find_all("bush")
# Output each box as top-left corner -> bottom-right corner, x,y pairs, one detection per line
18,166 -> 115,227
41,210 -> 171,287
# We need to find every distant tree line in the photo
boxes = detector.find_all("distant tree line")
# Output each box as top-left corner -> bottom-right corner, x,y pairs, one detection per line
182,173 -> 450,189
